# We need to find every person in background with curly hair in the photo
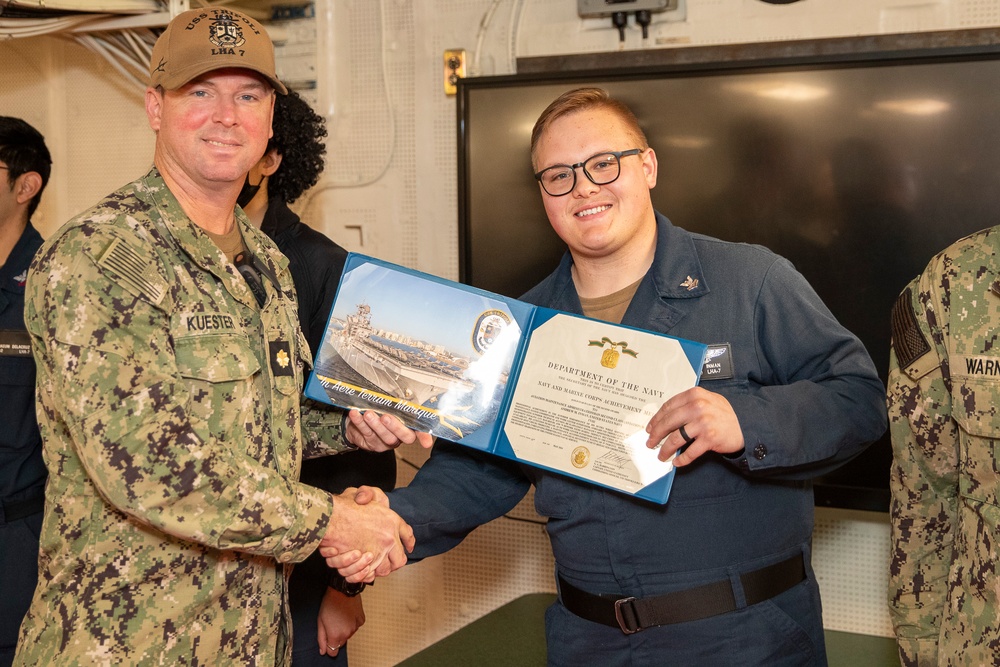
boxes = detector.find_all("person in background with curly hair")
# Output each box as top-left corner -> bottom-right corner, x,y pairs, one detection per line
239,86 -> 397,665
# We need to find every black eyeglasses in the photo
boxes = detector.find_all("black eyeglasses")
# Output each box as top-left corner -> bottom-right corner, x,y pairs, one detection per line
534,148 -> 643,197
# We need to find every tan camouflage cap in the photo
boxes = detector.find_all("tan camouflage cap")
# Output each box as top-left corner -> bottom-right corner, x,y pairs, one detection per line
149,7 -> 287,94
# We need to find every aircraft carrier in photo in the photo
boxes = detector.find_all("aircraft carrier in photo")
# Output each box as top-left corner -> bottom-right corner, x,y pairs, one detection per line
326,303 -> 475,406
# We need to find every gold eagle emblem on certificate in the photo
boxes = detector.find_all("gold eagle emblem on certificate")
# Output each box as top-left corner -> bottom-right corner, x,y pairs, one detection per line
571,446 -> 591,469
588,336 -> 638,369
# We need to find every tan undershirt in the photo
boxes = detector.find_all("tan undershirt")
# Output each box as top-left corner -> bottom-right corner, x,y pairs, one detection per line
578,277 -> 642,324
202,222 -> 246,264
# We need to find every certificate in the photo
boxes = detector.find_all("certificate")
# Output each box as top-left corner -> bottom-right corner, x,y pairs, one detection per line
504,313 -> 701,495
305,254 -> 707,504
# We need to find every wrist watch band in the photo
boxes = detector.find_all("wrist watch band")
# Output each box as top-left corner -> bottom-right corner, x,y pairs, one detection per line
340,410 -> 359,451
329,574 -> 367,597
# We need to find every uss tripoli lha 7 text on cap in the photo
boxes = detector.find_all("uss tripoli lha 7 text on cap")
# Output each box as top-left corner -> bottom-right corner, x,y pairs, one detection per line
149,7 -> 287,94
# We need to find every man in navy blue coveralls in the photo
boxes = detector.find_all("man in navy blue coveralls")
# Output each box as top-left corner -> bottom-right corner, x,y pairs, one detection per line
346,88 -> 887,665
0,117 -> 50,667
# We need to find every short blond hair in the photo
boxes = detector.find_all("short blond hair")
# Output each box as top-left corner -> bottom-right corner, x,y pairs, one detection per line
530,87 -> 648,169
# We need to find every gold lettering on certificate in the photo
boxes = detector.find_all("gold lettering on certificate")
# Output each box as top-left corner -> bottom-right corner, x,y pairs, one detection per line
571,446 -> 591,468
588,336 -> 638,369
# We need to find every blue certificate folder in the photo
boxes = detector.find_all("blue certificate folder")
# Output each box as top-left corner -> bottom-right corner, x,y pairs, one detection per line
304,253 -> 708,504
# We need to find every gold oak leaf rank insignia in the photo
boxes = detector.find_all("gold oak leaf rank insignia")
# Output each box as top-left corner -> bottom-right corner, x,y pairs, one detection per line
269,340 -> 294,376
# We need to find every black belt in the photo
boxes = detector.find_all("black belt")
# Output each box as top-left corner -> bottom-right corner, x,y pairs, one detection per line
558,553 -> 806,634
1,488 -> 46,524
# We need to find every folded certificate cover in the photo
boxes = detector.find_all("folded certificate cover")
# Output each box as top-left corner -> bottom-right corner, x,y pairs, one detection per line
304,253 -> 707,504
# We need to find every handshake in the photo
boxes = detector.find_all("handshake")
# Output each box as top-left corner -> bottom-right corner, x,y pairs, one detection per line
314,409 -> 435,579
318,486 -> 412,583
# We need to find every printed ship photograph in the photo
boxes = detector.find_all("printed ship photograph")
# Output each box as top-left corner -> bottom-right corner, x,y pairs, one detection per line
309,258 -> 524,441
326,303 -> 475,407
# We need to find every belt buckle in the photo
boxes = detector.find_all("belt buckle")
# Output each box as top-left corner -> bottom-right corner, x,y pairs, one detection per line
613,597 -> 641,635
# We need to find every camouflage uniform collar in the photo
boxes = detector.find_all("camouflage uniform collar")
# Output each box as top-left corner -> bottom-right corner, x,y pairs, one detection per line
138,167 -> 234,264
136,167 -> 285,307
235,210 -> 284,287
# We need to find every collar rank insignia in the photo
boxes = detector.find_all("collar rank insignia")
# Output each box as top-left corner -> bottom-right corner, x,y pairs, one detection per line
680,275 -> 699,291
269,340 -> 294,377
14,270 -> 28,287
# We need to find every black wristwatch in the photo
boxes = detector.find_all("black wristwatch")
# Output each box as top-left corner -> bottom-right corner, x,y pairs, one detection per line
329,574 -> 367,597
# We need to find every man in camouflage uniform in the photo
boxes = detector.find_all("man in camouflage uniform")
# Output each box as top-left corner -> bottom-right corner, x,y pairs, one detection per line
887,227 -> 1000,666
13,8 -> 426,666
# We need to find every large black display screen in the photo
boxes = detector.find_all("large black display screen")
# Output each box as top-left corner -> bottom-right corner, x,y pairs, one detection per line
457,44 -> 1000,512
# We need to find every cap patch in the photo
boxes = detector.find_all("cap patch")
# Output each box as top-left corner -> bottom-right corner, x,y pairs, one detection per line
208,11 -> 248,51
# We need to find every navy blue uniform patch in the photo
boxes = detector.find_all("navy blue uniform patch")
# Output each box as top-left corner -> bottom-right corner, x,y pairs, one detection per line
701,343 -> 734,381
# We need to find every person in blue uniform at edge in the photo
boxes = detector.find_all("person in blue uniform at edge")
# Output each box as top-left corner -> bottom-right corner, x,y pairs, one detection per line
238,86 -> 397,664
326,87 -> 888,666
0,117 -> 50,667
